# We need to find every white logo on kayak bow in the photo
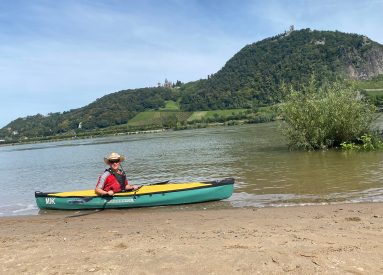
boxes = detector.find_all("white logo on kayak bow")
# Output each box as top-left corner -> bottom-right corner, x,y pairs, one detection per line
45,198 -> 55,204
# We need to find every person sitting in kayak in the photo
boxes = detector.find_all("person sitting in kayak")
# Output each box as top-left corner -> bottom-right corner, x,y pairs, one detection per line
95,152 -> 139,196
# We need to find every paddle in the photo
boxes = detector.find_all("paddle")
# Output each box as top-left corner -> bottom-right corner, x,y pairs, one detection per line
65,180 -> 170,218
65,196 -> 112,218
119,180 -> 169,192
147,180 -> 170,185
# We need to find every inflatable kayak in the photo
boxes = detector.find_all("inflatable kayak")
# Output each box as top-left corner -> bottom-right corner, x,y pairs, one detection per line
35,178 -> 234,210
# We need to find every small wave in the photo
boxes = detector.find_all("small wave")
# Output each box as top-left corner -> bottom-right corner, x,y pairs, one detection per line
264,202 -> 329,208
0,203 -> 38,216
349,196 -> 383,203
12,204 -> 37,214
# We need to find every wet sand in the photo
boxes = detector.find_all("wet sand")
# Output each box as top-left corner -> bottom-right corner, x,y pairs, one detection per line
0,203 -> 382,274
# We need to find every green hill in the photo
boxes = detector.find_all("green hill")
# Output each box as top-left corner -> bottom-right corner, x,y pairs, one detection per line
1,28 -> 383,141
180,28 -> 383,110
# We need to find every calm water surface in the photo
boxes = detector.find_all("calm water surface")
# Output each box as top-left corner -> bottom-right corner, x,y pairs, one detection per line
1,122 -> 383,216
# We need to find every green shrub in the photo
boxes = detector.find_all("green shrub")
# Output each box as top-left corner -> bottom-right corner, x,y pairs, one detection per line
340,133 -> 383,151
279,81 -> 378,150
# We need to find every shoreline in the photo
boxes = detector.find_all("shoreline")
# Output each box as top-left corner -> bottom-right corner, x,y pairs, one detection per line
1,202 -> 382,274
0,128 -> 168,147
0,119 -> 258,147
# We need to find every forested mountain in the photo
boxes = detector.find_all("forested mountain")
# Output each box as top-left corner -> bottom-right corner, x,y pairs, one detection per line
1,28 -> 383,140
180,28 -> 383,110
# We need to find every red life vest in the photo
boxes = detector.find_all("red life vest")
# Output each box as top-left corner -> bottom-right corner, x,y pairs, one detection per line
96,168 -> 128,192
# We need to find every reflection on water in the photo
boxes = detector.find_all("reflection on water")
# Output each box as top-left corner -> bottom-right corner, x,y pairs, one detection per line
1,122 -> 383,216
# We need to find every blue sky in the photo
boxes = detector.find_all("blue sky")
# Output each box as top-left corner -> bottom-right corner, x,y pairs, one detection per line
1,0 -> 383,127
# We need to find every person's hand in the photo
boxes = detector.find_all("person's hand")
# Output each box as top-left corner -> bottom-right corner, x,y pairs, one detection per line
107,190 -> 114,196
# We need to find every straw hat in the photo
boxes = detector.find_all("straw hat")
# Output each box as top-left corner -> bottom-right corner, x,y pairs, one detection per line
104,152 -> 125,165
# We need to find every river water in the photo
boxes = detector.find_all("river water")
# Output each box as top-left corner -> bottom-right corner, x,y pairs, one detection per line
1,122 -> 383,216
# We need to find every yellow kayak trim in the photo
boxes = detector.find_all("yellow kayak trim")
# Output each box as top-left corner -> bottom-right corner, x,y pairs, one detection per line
48,182 -> 212,197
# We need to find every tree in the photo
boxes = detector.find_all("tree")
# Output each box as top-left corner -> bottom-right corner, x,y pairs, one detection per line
279,81 -> 378,150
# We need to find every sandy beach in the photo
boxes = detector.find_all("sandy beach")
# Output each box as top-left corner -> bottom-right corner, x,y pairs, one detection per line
0,203 -> 382,274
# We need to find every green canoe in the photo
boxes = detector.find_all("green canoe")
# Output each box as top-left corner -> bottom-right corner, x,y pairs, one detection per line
35,178 -> 234,210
